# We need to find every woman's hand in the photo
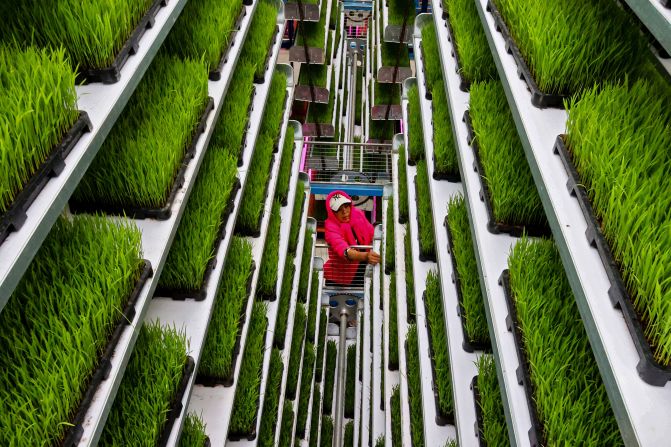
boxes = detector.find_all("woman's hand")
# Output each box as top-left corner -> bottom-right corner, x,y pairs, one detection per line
366,250 -> 381,265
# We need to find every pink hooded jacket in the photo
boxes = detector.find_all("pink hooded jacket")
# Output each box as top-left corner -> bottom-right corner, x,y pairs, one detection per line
324,190 -> 375,285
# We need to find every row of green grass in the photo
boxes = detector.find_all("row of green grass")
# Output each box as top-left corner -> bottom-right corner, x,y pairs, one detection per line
387,0 -> 415,26
298,229 -> 315,302
406,324 -> 425,447
236,70 -> 288,234
444,0 -> 497,85
469,81 -> 547,229
165,0 -> 244,69
375,82 -> 401,106
397,145 -> 410,223
299,63 -> 328,88
275,130 -> 296,205
274,259 -> 296,348
415,160 -> 436,260
179,414 -> 208,447
407,85 -> 425,164
308,387 -> 322,447
566,80 -> 671,367
420,23 -> 442,95
307,271 -> 320,343
199,237 -> 254,380
431,82 -> 459,178
306,69 -> 337,124
491,0 -> 647,96
278,401 -> 295,447
320,416 -> 334,447
287,303 -> 308,399
289,180 -> 306,252
258,349 -> 284,447
447,195 -> 489,346
381,42 -> 410,68
100,323 -> 188,445
257,200 -> 282,299
391,385 -> 401,447
508,238 -> 622,445
296,342 -> 316,438
315,309 -> 328,381
344,344 -> 357,418
0,0 -> 155,71
1,45 -> 79,214
73,54 -> 209,210
404,228 -> 416,322
389,273 -> 400,369
385,197 -> 395,271
0,215 -> 142,446
295,0 -> 328,49
474,355 -> 507,447
323,340 -> 337,414
345,421 -> 354,446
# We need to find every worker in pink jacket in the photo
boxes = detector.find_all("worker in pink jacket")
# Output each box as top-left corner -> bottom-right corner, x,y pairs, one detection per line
324,190 -> 380,286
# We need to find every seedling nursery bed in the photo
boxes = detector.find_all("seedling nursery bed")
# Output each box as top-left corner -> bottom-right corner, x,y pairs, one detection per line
154,179 -> 242,300
70,97 -> 214,220
209,7 -> 248,81
254,26 -> 281,84
413,176 -> 436,262
61,260 -> 153,447
0,112 -> 91,245
76,0 -> 168,84
485,0 -> 569,109
195,262 -> 256,387
444,216 -> 491,353
444,14 -> 470,92
499,270 -> 546,447
554,135 -> 671,386
463,110 -> 550,237
156,356 -> 196,447
470,376 -> 486,447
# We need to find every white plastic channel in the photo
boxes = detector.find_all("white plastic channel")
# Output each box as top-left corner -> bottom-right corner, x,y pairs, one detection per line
401,81 -> 456,446
414,13 -> 480,447
142,16 -> 289,444
473,0 -> 671,444
0,0 -> 189,307
74,3 -> 259,445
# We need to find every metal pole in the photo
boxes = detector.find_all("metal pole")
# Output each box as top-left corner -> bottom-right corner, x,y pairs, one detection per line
333,308 -> 349,447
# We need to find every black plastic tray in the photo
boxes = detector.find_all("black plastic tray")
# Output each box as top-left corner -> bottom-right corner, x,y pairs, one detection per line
413,177 -> 437,262
444,13 -> 471,92
70,97 -> 214,220
61,260 -> 154,447
0,111 -> 92,245
499,270 -> 545,447
554,135 -> 671,386
444,215 -> 491,353
470,376 -> 486,447
209,7 -> 248,81
421,291 -> 455,426
463,110 -> 551,237
76,0 -> 168,84
254,26 -> 280,84
663,0 -> 671,8
154,178 -> 241,300
432,154 -> 461,182
196,262 -> 256,387
486,1 -> 569,109
157,356 -> 196,447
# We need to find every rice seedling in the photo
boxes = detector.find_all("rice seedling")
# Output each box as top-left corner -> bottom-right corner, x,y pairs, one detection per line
295,0 -> 328,49
279,401 -> 295,447
468,81 -> 547,230
73,55 -> 209,210
0,45 -> 79,215
274,260 -> 296,349
298,229 -> 315,302
199,237 -> 254,380
307,72 -> 337,124
164,0 -> 244,68
0,0 -> 156,72
391,385 -> 401,447
240,0 -> 280,80
447,195 -> 489,347
287,304 -> 308,400
566,80 -> 671,367
0,215 -> 142,446
320,416 -> 334,447
99,322 -> 188,445
308,387 -> 322,447
491,0 -> 647,96
404,228 -> 416,322
237,71 -> 288,235
375,435 -> 385,447
507,238 -> 622,445
307,272 -> 320,343
387,0 -> 415,26
474,355 -> 507,446
385,198 -> 395,271
296,343 -> 316,438
323,340 -> 338,414
299,63 -> 329,88
406,324 -> 424,447
407,85 -> 425,164
345,344 -> 357,417
424,270 -> 454,419
381,42 -> 410,68
315,310 -> 328,381
158,145 -> 238,293
389,273 -> 400,370
420,23 -> 443,95
345,421 -> 354,447
431,82 -> 459,179
258,349 -> 284,447
179,413 -> 208,447
375,82 -> 401,106
289,181 -> 306,252
444,0 -> 497,85
415,160 -> 436,260
257,200 -> 282,300
397,145 -> 409,223
275,131 -> 296,205
229,302 -> 268,437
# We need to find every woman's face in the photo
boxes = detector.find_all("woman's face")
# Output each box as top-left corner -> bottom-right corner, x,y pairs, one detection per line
335,203 -> 351,223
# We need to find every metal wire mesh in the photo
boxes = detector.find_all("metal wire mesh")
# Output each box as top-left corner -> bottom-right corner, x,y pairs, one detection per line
304,142 -> 393,184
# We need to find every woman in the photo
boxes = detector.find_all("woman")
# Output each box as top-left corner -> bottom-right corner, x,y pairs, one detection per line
324,190 -> 380,286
